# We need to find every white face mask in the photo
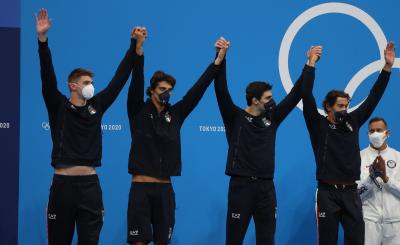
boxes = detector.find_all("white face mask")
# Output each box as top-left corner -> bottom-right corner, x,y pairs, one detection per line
368,131 -> 387,148
81,84 -> 95,100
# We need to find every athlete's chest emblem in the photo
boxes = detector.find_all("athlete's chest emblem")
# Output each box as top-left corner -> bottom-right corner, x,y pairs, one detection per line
387,160 -> 397,168
262,117 -> 271,127
149,112 -> 172,123
164,111 -> 171,123
328,122 -> 353,132
88,105 -> 97,115
345,121 -> 353,132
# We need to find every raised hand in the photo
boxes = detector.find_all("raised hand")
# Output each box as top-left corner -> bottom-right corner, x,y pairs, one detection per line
131,26 -> 147,43
34,8 -> 52,42
214,37 -> 230,65
383,42 -> 395,72
307,45 -> 322,67
131,26 -> 147,56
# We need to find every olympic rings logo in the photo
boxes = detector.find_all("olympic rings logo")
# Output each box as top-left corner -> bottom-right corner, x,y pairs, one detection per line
279,2 -> 400,114
41,121 -> 50,130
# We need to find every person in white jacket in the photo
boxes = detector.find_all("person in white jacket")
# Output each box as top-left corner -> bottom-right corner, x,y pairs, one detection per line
358,117 -> 400,245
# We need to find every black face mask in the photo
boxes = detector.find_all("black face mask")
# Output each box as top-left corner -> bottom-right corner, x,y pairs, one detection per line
264,99 -> 276,112
159,90 -> 171,105
334,110 -> 349,123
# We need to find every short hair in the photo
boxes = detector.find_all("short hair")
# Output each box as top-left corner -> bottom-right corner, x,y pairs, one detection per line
68,68 -> 94,83
245,81 -> 272,106
322,90 -> 351,113
146,70 -> 176,97
368,117 -> 388,128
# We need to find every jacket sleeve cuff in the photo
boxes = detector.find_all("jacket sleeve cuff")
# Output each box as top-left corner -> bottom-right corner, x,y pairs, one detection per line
304,64 -> 315,72
38,38 -> 49,48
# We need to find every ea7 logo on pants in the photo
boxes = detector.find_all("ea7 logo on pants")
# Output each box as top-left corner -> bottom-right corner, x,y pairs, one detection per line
231,213 -> 241,219
318,212 -> 326,218
48,213 -> 56,220
129,230 -> 139,236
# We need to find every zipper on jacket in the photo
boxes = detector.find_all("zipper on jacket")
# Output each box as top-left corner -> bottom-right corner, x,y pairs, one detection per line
232,126 -> 242,168
57,112 -> 67,158
321,131 -> 329,173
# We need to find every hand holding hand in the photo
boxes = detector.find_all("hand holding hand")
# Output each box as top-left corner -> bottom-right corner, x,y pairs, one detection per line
214,36 -> 230,65
131,26 -> 147,55
307,46 -> 322,67
376,155 -> 389,183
